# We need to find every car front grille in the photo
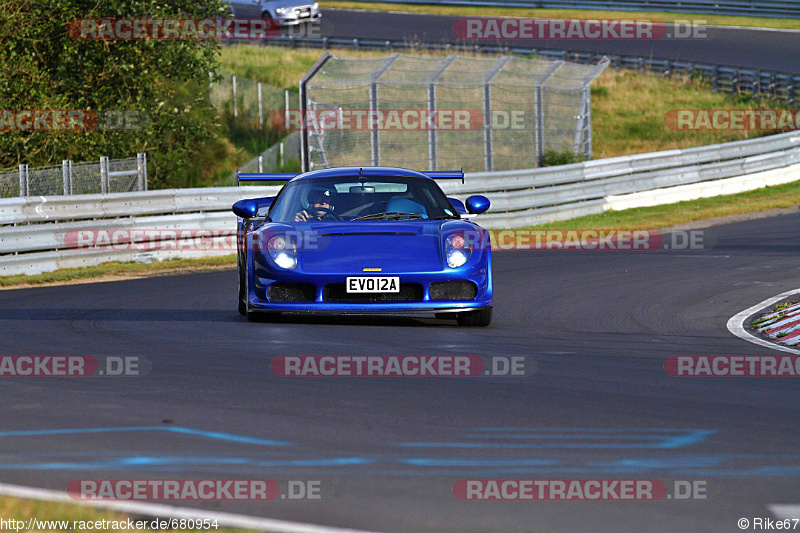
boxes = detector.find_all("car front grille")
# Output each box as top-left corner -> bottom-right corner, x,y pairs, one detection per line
323,283 -> 423,303
268,282 -> 316,302
429,281 -> 478,301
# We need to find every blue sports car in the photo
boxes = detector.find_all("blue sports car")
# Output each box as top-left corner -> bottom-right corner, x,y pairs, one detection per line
232,166 -> 493,326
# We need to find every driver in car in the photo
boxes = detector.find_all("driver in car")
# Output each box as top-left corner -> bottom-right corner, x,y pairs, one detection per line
295,186 -> 337,221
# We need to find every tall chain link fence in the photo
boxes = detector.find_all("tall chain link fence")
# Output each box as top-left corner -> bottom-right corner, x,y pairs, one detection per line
0,154 -> 147,198
210,72 -> 291,131
300,52 -> 608,172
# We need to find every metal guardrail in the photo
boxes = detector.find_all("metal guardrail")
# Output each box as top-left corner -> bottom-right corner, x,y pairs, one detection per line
1,130 -> 798,275
344,0 -> 800,19
263,36 -> 799,105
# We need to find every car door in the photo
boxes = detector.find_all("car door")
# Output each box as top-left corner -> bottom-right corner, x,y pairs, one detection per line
229,0 -> 263,18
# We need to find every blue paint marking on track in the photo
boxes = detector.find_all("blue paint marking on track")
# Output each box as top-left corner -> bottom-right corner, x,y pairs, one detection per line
0,426 -> 292,447
0,457 -> 373,470
397,428 -> 717,449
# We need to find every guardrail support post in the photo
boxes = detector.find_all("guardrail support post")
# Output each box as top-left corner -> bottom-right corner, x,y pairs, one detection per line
18,164 -> 28,197
100,156 -> 109,194
62,160 -> 71,195
137,153 -> 147,191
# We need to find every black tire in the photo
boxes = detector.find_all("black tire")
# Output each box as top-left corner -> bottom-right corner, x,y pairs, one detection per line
456,308 -> 492,327
237,269 -> 247,316
261,11 -> 279,32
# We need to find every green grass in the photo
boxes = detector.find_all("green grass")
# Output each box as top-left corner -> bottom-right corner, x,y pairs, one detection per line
0,255 -> 236,288
324,1 -> 800,30
525,179 -> 800,231
0,495 -> 261,533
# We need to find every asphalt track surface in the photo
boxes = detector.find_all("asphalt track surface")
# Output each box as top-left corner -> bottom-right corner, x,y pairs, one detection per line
319,9 -> 800,74
1,212 -> 799,532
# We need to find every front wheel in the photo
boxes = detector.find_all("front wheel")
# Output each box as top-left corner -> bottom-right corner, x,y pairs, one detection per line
456,308 -> 492,327
238,270 -> 247,316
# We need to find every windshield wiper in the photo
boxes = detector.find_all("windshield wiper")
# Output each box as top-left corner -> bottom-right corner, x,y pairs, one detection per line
352,212 -> 425,221
427,215 -> 460,220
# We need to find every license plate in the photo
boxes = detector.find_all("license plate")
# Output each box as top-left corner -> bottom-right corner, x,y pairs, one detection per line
346,277 -> 399,293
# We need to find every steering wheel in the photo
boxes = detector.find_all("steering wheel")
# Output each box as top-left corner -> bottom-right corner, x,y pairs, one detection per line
307,205 -> 342,221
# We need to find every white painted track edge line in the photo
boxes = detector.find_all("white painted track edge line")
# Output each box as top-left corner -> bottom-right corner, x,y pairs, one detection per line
769,504 -> 800,520
0,483 -> 383,533
726,288 -> 800,355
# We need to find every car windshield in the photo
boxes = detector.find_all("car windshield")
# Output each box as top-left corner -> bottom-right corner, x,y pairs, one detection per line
268,175 -> 460,223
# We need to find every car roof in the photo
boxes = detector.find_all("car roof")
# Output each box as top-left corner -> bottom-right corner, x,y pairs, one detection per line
289,166 -> 431,182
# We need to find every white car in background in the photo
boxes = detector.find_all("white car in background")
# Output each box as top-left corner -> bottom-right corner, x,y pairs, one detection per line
228,0 -> 321,26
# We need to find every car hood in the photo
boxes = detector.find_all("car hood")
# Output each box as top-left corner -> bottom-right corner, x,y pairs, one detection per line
257,220 -> 478,274
263,0 -> 315,9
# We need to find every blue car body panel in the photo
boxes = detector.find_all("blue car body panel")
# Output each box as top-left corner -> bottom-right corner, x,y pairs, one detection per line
235,167 -> 492,316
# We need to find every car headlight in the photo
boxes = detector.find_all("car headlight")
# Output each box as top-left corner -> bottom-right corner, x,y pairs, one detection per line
268,235 -> 298,269
275,7 -> 289,14
446,233 -> 472,268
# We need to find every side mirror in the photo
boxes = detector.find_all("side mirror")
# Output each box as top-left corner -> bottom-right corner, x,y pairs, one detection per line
465,195 -> 490,215
254,196 -> 275,212
447,197 -> 467,215
232,199 -> 258,219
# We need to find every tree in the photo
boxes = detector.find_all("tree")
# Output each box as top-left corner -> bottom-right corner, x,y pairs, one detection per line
0,0 -> 230,188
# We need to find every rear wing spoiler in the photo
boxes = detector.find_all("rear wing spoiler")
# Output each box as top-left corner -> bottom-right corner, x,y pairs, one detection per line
423,170 -> 464,183
237,169 -> 464,184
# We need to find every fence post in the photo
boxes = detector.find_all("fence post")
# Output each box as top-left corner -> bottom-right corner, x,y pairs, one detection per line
100,156 -> 109,194
534,61 -> 563,167
208,71 -> 213,104
258,155 -> 263,173
257,82 -> 263,128
62,160 -> 70,195
137,153 -> 147,191
482,56 -> 512,172
279,142 -> 284,169
369,54 -> 400,167
284,89 -> 290,129
18,164 -> 28,197
299,52 -> 333,172
232,75 -> 238,118
423,56 -> 458,172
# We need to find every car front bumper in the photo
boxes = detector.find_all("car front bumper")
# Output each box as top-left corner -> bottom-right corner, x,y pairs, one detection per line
246,267 -> 492,314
